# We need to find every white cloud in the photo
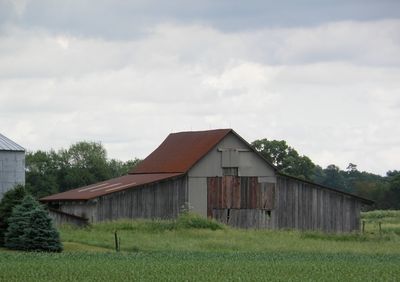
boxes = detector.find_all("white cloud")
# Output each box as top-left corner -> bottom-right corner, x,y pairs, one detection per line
0,20 -> 399,175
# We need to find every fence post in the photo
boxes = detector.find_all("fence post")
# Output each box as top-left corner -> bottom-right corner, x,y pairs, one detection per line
362,220 -> 365,233
379,222 -> 382,235
115,230 -> 120,252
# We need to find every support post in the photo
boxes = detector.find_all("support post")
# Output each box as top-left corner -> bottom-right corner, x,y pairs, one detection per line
115,230 -> 120,252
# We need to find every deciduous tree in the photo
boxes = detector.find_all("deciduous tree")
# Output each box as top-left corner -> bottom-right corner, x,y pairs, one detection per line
251,139 -> 315,180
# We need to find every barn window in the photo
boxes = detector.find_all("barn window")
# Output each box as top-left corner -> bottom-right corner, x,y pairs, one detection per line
223,167 -> 238,176
221,148 -> 239,168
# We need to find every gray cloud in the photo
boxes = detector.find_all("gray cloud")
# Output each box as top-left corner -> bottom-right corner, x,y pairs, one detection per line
1,0 -> 400,39
0,2 -> 399,175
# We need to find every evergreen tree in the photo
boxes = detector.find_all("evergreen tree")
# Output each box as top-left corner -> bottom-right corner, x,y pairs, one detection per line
21,207 -> 63,252
0,185 -> 27,246
4,195 -> 62,252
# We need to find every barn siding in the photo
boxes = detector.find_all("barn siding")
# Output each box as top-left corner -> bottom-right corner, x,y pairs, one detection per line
60,201 -> 97,222
275,175 -> 361,233
207,176 -> 275,229
54,176 -> 188,224
188,132 -> 276,179
95,176 -> 187,222
48,208 -> 88,227
207,175 -> 362,232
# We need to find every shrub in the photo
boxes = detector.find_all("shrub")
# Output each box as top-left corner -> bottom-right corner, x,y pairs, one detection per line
87,213 -> 224,234
5,195 -> 63,252
176,212 -> 223,231
0,185 -> 27,246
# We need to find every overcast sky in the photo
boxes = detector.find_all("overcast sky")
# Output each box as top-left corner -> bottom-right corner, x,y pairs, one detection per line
0,0 -> 399,175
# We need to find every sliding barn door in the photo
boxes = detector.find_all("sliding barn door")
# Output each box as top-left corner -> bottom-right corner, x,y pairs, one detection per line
207,176 -> 275,228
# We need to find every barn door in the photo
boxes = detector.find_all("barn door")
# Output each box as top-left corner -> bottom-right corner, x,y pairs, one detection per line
207,176 -> 275,227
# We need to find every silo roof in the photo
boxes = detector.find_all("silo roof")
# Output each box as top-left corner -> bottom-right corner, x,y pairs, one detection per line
0,133 -> 25,152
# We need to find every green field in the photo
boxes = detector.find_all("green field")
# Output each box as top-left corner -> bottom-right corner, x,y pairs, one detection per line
1,211 -> 400,281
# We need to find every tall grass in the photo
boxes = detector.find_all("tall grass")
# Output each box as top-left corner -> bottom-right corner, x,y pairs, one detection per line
1,210 -> 400,281
59,210 -> 400,255
362,210 -> 400,220
361,210 -> 400,236
71,212 -> 224,233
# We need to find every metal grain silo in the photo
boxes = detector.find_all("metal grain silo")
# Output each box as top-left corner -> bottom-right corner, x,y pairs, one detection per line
0,133 -> 25,200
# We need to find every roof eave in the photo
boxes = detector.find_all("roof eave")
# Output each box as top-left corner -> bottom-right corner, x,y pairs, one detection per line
229,129 -> 278,172
40,172 -> 186,202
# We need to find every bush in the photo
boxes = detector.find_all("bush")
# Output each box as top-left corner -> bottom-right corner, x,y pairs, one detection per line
176,212 -> 223,231
88,213 -> 224,234
0,185 -> 27,246
5,195 -> 63,252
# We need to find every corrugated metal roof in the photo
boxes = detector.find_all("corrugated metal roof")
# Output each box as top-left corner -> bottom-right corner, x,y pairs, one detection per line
0,133 -> 25,152
40,173 -> 184,201
131,129 -> 232,174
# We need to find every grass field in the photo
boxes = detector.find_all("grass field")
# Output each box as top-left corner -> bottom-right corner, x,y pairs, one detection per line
1,211 -> 400,281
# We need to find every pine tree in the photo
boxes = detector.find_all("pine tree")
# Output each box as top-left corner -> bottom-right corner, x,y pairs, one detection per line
4,195 -> 63,252
0,185 -> 27,246
22,207 -> 63,252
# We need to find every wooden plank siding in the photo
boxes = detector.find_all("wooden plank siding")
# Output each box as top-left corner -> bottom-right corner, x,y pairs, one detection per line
207,176 -> 275,229
48,208 -> 89,227
275,175 -> 361,233
57,176 -> 188,223
207,175 -> 361,232
55,174 -> 361,233
96,176 -> 187,222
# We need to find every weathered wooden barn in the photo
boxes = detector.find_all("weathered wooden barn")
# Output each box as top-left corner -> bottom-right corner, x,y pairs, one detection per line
0,133 -> 25,200
41,129 -> 372,232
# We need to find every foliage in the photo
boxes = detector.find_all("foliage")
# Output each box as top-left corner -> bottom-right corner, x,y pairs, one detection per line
251,139 -> 315,180
251,137 -> 399,209
59,142 -> 111,191
4,195 -> 39,250
384,172 -> 400,209
176,212 -> 223,230
0,185 -> 28,246
107,159 -> 141,178
318,164 -> 348,191
25,141 -> 141,198
58,212 -> 400,255
80,212 -> 223,234
362,210 -> 400,220
4,195 -> 62,252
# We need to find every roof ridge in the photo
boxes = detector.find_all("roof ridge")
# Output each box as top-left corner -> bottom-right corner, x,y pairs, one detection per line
130,129 -> 232,174
169,128 -> 232,134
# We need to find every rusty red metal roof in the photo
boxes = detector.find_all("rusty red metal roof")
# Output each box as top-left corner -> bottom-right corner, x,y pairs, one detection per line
40,129 -> 232,202
40,173 -> 183,201
131,129 -> 232,174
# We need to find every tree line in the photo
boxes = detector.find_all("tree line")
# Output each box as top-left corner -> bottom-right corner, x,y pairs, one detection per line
22,139 -> 400,210
252,139 -> 400,210
25,141 -> 140,199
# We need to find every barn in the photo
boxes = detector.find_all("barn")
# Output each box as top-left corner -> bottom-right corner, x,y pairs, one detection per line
0,133 -> 25,200
41,129 -> 372,232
